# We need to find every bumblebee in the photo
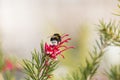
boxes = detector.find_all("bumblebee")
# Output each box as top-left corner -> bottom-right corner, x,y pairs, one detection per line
50,33 -> 61,45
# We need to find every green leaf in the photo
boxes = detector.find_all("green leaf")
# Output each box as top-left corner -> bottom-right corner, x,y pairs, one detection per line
23,42 -> 59,80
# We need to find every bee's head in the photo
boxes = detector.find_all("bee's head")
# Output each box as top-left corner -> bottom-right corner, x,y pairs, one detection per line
50,33 -> 61,45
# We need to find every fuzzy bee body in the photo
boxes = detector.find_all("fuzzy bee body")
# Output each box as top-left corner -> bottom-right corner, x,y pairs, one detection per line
50,33 -> 61,45
45,33 -> 73,59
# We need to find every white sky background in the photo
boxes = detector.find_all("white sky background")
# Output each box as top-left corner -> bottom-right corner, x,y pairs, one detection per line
0,0 -> 119,65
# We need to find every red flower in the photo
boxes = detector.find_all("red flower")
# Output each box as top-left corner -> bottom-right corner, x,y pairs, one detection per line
2,59 -> 14,72
45,34 -> 74,59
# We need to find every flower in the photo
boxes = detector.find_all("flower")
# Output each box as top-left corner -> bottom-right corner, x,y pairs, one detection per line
2,59 -> 14,72
45,34 -> 74,59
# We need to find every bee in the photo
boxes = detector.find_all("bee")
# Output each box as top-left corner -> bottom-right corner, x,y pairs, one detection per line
50,33 -> 61,45
45,33 -> 73,59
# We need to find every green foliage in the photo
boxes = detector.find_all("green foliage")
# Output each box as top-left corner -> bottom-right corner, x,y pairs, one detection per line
114,0 -> 120,16
105,65 -> 120,80
0,44 -> 4,72
98,21 -> 120,79
63,20 -> 120,80
99,20 -> 120,46
63,39 -> 107,80
79,39 -> 106,80
23,42 -> 59,80
3,70 -> 15,80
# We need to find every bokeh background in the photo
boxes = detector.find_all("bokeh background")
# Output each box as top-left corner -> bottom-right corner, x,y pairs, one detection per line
0,0 -> 120,80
